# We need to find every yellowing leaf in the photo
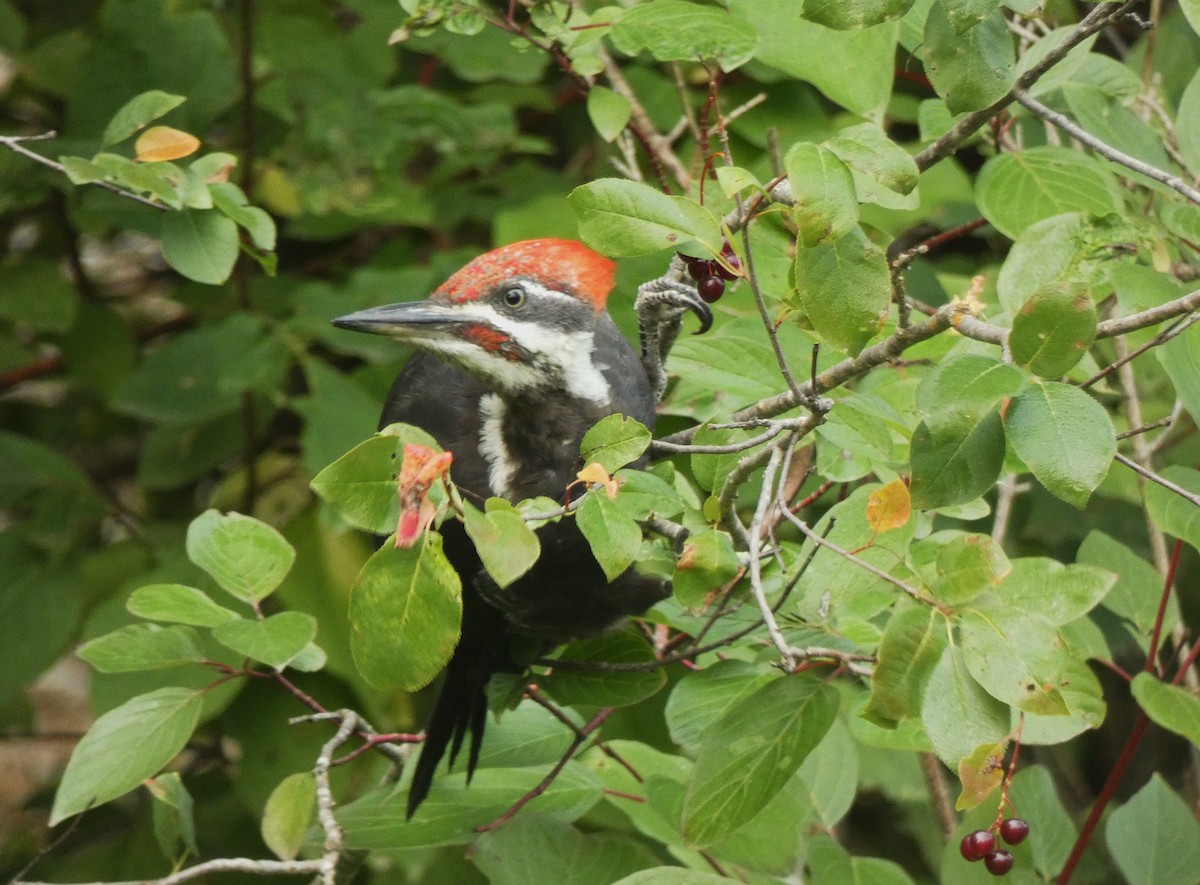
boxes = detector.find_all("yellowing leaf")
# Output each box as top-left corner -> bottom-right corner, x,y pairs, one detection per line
577,461 -> 619,499
136,126 -> 201,162
866,479 -> 911,533
955,740 -> 1007,811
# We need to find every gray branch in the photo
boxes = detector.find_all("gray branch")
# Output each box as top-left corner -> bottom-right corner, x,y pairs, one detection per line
1013,89 -> 1200,205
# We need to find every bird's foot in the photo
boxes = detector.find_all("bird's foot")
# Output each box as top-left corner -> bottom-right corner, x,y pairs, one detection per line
636,258 -> 713,401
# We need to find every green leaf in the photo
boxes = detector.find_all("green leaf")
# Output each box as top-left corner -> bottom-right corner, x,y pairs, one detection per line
715,165 -> 762,198
1078,530 -> 1177,635
930,533 -> 1011,605
1009,283 -> 1098,378
210,182 -> 277,251
463,502 -> 540,589
865,602 -> 948,722
959,610 -> 1069,715
569,178 -> 722,257
1131,673 -> 1200,748
909,411 -> 1005,510
261,772 -> 316,861
310,424 -> 442,535
113,315 -> 279,425
77,624 -> 205,673
338,763 -> 601,847
103,90 -> 186,146
793,226 -> 890,356
1008,765 -> 1077,879
920,645 -> 1010,766
785,142 -> 859,246
186,509 -> 296,603
579,414 -> 652,473
739,0 -> 897,119
939,0 -> 998,33
1063,83 -> 1171,175
541,628 -> 666,708
586,86 -> 631,142
1145,465 -> 1200,554
126,583 -> 240,627
1157,317 -> 1200,429
147,772 -> 198,861
609,468 -> 684,521
473,817 -> 660,885
802,0 -> 915,29
996,558 -> 1116,625
51,687 -> 204,825
975,147 -> 1124,240
211,612 -> 318,670
576,490 -> 642,581
1179,68 -> 1200,172
919,7 -> 1014,113
1105,775 -> 1200,885
1003,381 -> 1115,509
665,660 -> 774,752
89,153 -> 182,206
611,871 -> 731,885
610,1 -> 758,70
995,212 -> 1134,313
824,122 -> 920,205
915,354 -> 1023,435
160,208 -> 239,285
682,675 -> 838,846
348,533 -> 462,692
671,527 -> 740,608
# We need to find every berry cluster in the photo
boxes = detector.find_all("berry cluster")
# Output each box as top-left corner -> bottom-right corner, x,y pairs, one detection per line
960,818 -> 1029,876
681,243 -> 742,303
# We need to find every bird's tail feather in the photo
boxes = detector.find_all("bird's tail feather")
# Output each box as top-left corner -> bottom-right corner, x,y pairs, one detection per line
406,643 -> 490,819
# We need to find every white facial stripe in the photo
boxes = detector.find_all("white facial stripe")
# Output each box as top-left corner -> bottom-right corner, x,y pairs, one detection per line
442,302 -> 612,405
478,393 -> 515,498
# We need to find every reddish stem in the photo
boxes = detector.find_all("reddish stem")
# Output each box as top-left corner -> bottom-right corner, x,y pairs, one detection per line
1055,538 -> 1184,883
476,707 -> 615,831
1146,539 -> 1184,676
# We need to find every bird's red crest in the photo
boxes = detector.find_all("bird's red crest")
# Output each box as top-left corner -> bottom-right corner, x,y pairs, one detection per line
436,239 -> 616,311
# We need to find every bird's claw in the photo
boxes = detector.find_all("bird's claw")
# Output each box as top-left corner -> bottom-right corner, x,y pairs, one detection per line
635,274 -> 713,401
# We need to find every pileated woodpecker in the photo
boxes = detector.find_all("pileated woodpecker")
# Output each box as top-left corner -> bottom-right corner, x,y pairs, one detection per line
333,239 -> 710,817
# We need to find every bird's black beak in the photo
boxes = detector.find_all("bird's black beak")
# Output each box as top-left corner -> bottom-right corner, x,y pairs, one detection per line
332,301 -> 469,337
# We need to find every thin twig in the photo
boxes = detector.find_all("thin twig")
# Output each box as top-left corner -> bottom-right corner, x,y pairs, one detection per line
1080,310 -> 1200,390
1114,453 -> 1200,508
476,707 -> 615,831
0,132 -> 167,211
778,509 -> 950,613
740,445 -> 796,668
1013,89 -> 1200,206
600,49 -> 691,191
525,687 -> 642,782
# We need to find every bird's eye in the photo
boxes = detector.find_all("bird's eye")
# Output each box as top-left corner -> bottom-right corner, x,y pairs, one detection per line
502,286 -> 526,307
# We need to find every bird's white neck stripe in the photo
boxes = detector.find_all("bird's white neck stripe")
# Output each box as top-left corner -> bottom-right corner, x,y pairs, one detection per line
478,393 -> 516,499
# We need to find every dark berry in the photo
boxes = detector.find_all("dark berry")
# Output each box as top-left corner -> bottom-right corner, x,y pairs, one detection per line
697,275 -> 725,303
714,255 -> 741,281
960,829 -> 995,862
999,818 -> 1029,846
686,258 -> 711,281
714,243 -> 742,280
984,849 -> 1014,875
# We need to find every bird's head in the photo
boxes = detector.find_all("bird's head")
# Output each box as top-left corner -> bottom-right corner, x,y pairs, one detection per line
334,239 -> 628,403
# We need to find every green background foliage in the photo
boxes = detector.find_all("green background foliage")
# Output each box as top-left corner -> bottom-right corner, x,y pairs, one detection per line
1,1 -> 1199,883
